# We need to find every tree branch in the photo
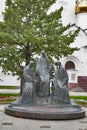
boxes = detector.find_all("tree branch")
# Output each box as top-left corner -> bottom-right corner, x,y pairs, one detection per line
70,23 -> 87,36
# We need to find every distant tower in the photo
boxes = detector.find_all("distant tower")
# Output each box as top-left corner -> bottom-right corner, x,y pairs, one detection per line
75,0 -> 87,29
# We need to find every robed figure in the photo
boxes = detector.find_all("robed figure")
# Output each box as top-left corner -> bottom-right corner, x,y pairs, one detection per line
53,61 -> 70,104
11,61 -> 36,105
36,51 -> 52,97
21,61 -> 36,103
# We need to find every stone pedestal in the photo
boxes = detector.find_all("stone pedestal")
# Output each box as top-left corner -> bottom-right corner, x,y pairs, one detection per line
5,104 -> 85,120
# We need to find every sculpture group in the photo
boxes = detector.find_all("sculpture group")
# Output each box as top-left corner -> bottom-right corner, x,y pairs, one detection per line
12,50 -> 70,106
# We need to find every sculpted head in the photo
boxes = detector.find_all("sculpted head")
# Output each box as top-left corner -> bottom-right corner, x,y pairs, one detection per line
29,61 -> 34,67
55,61 -> 61,68
41,50 -> 46,57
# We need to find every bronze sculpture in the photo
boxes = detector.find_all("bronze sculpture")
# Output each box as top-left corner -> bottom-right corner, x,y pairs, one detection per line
36,50 -> 52,97
5,51 -> 85,120
53,61 -> 70,104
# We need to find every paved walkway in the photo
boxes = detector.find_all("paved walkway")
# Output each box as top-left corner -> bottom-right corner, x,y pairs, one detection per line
0,105 -> 87,130
0,89 -> 20,93
69,91 -> 87,96
0,91 -> 87,130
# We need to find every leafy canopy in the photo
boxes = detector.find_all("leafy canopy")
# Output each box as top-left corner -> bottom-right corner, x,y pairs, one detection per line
0,0 -> 79,77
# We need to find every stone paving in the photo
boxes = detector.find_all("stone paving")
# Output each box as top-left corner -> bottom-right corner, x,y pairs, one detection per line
69,92 -> 87,96
0,92 -> 87,130
0,104 -> 87,130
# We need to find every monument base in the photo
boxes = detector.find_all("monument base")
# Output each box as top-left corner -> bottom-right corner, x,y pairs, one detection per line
5,104 -> 85,120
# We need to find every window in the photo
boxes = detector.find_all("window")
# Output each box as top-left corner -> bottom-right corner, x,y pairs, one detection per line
71,74 -> 76,81
65,61 -> 75,70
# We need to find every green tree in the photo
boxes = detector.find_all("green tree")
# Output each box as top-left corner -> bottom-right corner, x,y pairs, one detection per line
0,0 -> 79,77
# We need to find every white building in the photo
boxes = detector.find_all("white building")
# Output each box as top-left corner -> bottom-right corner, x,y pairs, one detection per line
53,0 -> 87,91
0,0 -> 87,91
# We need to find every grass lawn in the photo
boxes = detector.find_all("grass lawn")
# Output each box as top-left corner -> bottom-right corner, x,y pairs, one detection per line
70,96 -> 87,100
0,86 -> 18,89
70,96 -> 87,107
0,93 -> 20,97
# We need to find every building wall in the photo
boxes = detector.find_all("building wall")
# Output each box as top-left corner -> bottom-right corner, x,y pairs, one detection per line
0,67 -> 20,87
54,0 -> 87,91
77,13 -> 87,29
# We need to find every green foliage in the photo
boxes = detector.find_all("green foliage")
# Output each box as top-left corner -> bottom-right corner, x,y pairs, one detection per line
0,0 -> 79,77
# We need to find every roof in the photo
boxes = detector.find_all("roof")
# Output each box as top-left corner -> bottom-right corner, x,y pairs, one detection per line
75,0 -> 87,14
